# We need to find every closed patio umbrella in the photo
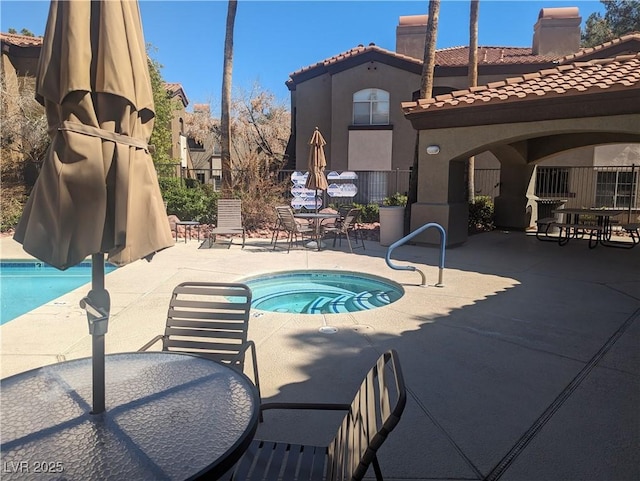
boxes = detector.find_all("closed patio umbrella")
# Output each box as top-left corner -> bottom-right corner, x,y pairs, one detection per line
13,0 -> 174,413
303,127 -> 329,249
305,127 -> 329,212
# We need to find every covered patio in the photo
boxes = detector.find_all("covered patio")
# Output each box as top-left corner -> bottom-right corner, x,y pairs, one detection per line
403,51 -> 640,246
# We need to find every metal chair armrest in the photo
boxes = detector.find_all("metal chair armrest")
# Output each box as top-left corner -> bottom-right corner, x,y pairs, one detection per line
260,402 -> 351,412
228,341 -> 262,398
138,335 -> 165,352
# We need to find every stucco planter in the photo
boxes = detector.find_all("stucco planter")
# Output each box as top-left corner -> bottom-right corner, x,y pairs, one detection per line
379,206 -> 405,246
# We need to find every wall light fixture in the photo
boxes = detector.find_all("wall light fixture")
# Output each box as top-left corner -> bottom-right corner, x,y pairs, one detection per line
426,145 -> 440,155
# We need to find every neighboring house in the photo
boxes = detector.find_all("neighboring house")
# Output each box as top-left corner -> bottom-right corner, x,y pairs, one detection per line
1,32 -> 197,180
164,82 -> 196,178
1,32 -> 41,89
188,103 -> 222,188
286,7 -> 639,215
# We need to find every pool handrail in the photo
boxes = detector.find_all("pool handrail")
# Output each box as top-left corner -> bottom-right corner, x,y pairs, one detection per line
385,222 -> 446,287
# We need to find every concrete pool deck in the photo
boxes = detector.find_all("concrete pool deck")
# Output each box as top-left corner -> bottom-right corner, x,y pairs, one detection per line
1,232 -> 639,480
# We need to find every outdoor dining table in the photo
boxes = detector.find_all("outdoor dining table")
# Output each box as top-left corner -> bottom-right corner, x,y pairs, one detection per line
294,212 -> 341,250
552,208 -> 624,247
0,352 -> 260,480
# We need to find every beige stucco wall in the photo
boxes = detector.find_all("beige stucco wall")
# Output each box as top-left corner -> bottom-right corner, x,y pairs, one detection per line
329,62 -> 420,172
293,61 -> 420,173
347,130 -> 393,170
293,74 -> 332,171
594,144 -> 640,165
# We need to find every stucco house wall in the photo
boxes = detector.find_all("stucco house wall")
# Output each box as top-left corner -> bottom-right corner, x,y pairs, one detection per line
329,61 -> 420,172
293,74 -> 333,170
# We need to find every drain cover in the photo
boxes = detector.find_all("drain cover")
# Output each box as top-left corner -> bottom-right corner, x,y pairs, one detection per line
319,326 -> 338,334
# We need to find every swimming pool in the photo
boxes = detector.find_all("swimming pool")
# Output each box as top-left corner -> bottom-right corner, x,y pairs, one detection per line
1,261 -> 117,325
242,270 -> 404,314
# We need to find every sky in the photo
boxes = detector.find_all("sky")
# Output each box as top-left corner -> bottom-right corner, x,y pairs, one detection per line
1,1 -> 605,113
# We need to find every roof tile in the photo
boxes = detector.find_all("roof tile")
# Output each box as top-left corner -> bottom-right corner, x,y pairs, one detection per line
558,32 -> 640,64
403,53 -> 640,114
0,32 -> 43,47
289,43 -> 554,82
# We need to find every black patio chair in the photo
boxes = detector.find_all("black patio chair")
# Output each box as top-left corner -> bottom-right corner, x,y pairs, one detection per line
226,349 -> 406,481
139,281 -> 261,398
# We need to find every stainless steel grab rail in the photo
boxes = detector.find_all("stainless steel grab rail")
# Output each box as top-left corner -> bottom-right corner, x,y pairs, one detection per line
385,222 -> 446,287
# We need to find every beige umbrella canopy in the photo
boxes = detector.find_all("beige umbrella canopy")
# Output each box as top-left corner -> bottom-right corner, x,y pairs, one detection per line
12,0 -> 173,414
305,127 -> 329,211
14,0 -> 173,270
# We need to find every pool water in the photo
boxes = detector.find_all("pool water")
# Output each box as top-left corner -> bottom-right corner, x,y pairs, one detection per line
1,261 -> 117,325
242,270 -> 403,314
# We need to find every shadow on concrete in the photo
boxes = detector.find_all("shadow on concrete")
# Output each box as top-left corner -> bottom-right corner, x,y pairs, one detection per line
253,231 -> 640,480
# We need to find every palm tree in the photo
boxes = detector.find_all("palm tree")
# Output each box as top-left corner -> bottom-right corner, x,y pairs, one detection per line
220,0 -> 238,198
419,0 -> 441,98
406,0 -> 441,232
467,0 -> 479,203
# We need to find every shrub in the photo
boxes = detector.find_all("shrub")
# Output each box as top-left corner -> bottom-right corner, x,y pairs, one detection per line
327,201 -> 380,223
382,192 -> 407,207
352,202 -> 380,223
468,195 -> 495,233
0,187 -> 26,232
159,177 -> 218,224
230,155 -> 289,231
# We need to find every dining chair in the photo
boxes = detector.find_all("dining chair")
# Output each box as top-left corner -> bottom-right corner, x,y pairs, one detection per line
321,207 -> 365,253
139,281 -> 261,397
273,205 -> 314,252
226,349 -> 406,481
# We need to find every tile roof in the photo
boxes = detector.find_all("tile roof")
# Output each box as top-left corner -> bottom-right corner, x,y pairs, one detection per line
164,82 -> 189,107
288,43 -> 555,83
557,32 -> 640,64
402,53 -> 640,115
0,32 -> 43,47
288,44 -> 421,80
435,45 -> 554,66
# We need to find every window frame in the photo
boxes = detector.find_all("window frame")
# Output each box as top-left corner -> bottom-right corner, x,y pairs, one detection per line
595,170 -> 638,208
352,88 -> 390,126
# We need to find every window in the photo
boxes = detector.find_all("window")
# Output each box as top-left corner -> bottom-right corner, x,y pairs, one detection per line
535,167 -> 569,196
595,170 -> 637,208
353,89 -> 389,125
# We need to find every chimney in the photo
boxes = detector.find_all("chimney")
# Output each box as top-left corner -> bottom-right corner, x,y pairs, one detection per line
396,15 -> 428,59
532,7 -> 581,57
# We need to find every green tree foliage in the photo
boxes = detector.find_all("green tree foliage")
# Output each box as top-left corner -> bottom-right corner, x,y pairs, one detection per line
146,50 -> 175,174
582,1 -> 640,47
7,28 -> 35,36
159,177 -> 218,224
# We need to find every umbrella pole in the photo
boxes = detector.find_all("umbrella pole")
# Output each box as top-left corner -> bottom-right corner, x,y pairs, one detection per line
80,253 -> 111,415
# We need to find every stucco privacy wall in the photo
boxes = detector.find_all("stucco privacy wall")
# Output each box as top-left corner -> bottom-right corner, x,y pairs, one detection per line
411,114 -> 640,246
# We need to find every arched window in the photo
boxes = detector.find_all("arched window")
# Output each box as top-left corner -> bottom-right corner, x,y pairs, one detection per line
353,88 -> 389,125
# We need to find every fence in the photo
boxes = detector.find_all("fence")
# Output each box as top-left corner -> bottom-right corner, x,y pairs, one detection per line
536,164 -> 638,210
172,164 -> 639,214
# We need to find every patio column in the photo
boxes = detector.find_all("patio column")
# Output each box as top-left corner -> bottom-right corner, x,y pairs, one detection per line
491,145 -> 537,230
410,133 -> 468,246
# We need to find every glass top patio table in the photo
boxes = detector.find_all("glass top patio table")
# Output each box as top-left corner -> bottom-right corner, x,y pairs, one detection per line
0,352 -> 260,480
